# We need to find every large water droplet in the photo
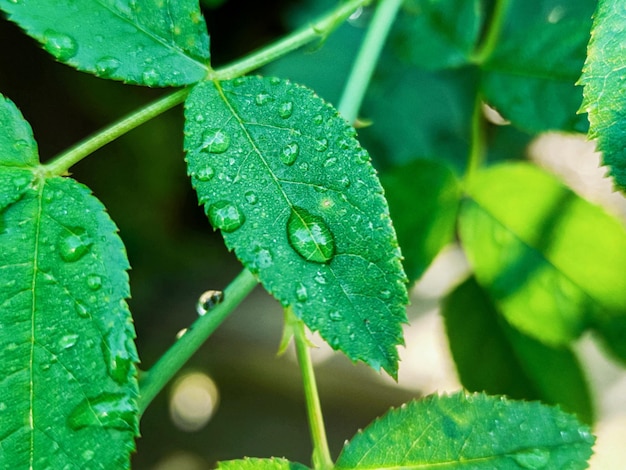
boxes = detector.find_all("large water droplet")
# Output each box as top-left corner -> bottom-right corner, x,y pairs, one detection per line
278,101 -> 293,119
75,302 -> 89,319
102,330 -> 134,384
280,142 -> 299,166
295,282 -> 308,302
207,201 -> 245,232
196,290 -> 224,316
59,228 -> 92,262
200,130 -> 230,154
43,30 -> 77,60
511,449 -> 550,469
95,56 -> 121,77
59,333 -> 79,350
287,207 -> 335,263
195,166 -> 215,182
68,394 -> 135,431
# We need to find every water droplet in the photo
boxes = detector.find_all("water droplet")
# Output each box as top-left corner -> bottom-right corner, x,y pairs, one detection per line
255,93 -> 271,105
75,302 -> 89,318
43,30 -> 77,60
68,394 -> 135,431
355,148 -> 369,163
195,113 -> 205,123
314,270 -> 327,284
287,207 -> 335,263
251,246 -> 273,270
340,176 -> 351,188
86,274 -> 102,290
280,142 -> 299,166
323,156 -> 337,167
278,101 -> 293,119
142,68 -> 160,86
176,328 -> 188,339
329,311 -> 343,321
196,290 -> 224,315
58,228 -> 92,262
315,138 -> 329,152
233,77 -> 245,86
244,191 -> 258,205
59,334 -> 79,350
295,282 -> 308,302
269,76 -> 281,85
329,336 -> 340,348
207,201 -> 245,232
82,450 -> 95,462
195,166 -> 215,182
380,289 -> 392,299
512,449 -> 550,469
13,175 -> 30,190
95,57 -> 121,77
299,162 -> 309,172
200,129 -> 230,154
313,115 -> 323,125
101,331 -> 134,384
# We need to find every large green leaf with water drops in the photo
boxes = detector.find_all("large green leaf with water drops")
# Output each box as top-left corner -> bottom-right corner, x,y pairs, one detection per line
579,0 -> 626,191
0,94 -> 138,468
184,76 -> 408,376
217,458 -> 309,470
459,163 -> 626,354
443,277 -> 593,424
0,0 -> 210,86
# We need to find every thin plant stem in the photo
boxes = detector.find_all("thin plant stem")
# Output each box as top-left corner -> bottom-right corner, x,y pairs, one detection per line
43,89 -> 189,177
471,0 -> 511,64
290,310 -> 332,470
214,0 -> 371,80
465,94 -> 486,185
337,0 -> 404,123
137,268 -> 258,415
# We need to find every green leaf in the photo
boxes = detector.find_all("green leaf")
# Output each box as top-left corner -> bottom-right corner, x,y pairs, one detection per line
0,0 -> 210,86
459,163 -> 626,349
480,0 -> 593,133
0,95 -> 138,468
184,76 -> 408,376
391,0 -> 483,70
579,0 -> 626,191
443,277 -> 594,424
381,159 -> 460,282
335,392 -> 594,469
217,458 -> 309,470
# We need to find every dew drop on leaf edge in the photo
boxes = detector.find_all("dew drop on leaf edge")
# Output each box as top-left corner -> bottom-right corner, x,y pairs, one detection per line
42,29 -> 77,61
287,207 -> 335,264
95,56 -> 121,77
207,201 -> 245,233
68,393 -> 135,431
511,449 -> 550,469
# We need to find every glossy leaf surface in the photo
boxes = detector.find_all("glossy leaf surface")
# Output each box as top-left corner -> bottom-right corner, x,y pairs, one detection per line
335,392 -> 594,469
459,163 -> 626,348
579,0 -> 626,191
0,95 -> 138,468
217,458 -> 309,470
0,0 -> 210,86
185,76 -> 408,376
443,277 -> 593,424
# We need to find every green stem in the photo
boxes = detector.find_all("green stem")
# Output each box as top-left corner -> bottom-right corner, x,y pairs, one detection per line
137,268 -> 258,415
337,0 -> 404,123
290,311 -> 333,470
43,89 -> 189,177
214,0 -> 371,80
465,94 -> 486,185
471,0 -> 510,64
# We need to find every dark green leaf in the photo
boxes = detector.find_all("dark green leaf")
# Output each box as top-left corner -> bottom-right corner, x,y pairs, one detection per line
0,94 -> 138,468
184,76 -> 408,376
381,159 -> 460,282
480,0 -> 594,133
579,0 -> 626,191
391,0 -> 483,69
335,392 -> 594,469
443,277 -> 594,424
0,0 -> 210,86
459,163 -> 626,349
217,458 -> 309,470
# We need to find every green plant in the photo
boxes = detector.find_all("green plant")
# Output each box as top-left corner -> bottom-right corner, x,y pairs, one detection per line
1,0 -> 625,468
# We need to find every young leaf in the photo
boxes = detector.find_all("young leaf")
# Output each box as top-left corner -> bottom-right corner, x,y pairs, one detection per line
459,163 -> 626,348
0,95 -> 138,468
335,392 -> 595,469
184,76 -> 408,376
443,277 -> 594,424
480,0 -> 593,133
217,458 -> 309,470
0,0 -> 210,86
579,0 -> 626,191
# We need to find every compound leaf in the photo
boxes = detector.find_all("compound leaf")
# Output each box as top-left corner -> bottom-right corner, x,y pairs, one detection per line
0,0 -> 210,86
335,392 -> 594,469
217,458 -> 309,470
579,0 -> 626,191
0,94 -> 138,468
459,163 -> 626,355
184,76 -> 408,376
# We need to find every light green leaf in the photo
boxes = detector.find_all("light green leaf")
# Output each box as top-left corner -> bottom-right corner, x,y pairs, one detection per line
579,0 -> 626,191
0,0 -> 210,86
381,159 -> 460,282
0,95 -> 138,468
443,277 -> 594,424
391,0 -> 483,70
217,457 -> 309,470
480,0 -> 593,133
335,392 -> 594,469
184,76 -> 408,376
459,163 -> 626,349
